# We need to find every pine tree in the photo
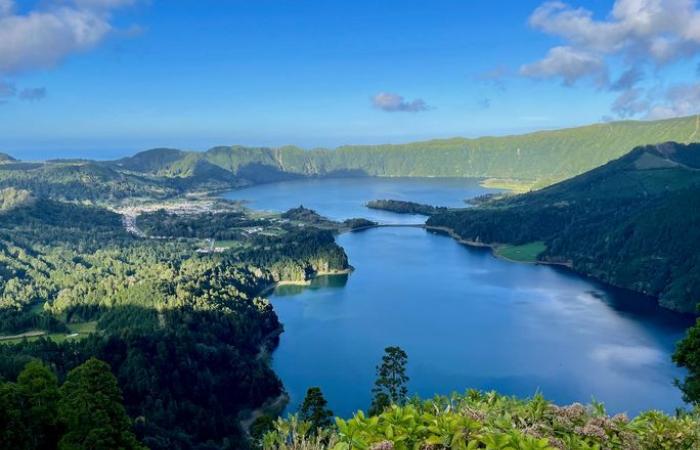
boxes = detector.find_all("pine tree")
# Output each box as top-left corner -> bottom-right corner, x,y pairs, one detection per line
0,360 -> 61,450
369,346 -> 409,415
58,358 -> 145,450
299,386 -> 334,431
18,360 -> 62,449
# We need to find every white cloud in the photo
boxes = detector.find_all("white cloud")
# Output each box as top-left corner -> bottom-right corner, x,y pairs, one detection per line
611,88 -> 649,117
0,0 -> 139,75
528,0 -> 700,66
610,67 -> 643,91
523,0 -> 700,118
371,92 -> 430,112
520,46 -> 607,86
647,82 -> 700,118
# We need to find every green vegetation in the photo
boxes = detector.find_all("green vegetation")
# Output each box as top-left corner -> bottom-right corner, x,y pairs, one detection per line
0,160 -> 178,204
299,387 -> 334,432
429,142 -> 700,313
261,346 -> 700,449
135,207 -> 269,239
342,218 -> 378,230
369,346 -> 409,416
262,391 -> 700,450
480,178 -> 536,193
0,198 -> 350,449
58,358 -> 146,450
1,116 -> 697,206
366,199 -> 447,216
111,115 -> 700,191
674,321 -> 700,407
281,206 -> 338,228
0,358 -> 144,450
495,242 -> 547,263
0,187 -> 34,211
1,119 -> 700,447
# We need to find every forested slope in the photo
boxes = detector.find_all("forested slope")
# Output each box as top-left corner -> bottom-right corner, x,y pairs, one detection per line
115,115 -> 700,187
0,198 -> 349,449
428,142 -> 700,313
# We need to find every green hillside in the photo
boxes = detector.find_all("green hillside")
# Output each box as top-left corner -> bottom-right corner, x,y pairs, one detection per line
8,115 -> 693,205
0,160 -> 177,203
428,142 -> 700,313
114,115 -> 700,188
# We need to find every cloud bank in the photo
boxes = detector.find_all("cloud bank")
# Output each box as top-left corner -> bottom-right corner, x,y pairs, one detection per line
371,92 -> 430,112
521,0 -> 700,119
0,0 -> 138,75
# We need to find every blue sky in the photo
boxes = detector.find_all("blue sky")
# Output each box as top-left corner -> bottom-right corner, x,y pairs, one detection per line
1,0 -> 699,159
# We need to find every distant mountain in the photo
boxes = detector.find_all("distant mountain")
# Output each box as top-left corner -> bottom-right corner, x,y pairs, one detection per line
0,152 -> 16,163
113,148 -> 189,174
113,115 -> 700,188
428,142 -> 700,313
2,116 -> 699,204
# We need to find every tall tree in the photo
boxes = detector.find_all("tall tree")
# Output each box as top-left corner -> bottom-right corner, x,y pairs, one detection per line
674,320 -> 700,404
0,360 -> 61,450
57,358 -> 145,450
369,346 -> 409,415
299,386 -> 333,431
17,360 -> 62,449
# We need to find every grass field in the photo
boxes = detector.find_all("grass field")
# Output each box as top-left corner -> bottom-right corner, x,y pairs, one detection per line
215,240 -> 242,249
0,321 -> 98,345
480,178 -> 535,193
495,241 -> 547,263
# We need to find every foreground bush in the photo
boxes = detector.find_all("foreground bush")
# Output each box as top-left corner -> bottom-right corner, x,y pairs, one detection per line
261,390 -> 700,450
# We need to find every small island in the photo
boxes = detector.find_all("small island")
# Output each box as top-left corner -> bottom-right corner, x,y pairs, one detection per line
366,199 -> 448,216
342,217 -> 378,230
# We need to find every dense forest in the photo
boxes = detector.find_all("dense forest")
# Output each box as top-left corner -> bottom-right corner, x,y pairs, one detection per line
136,208 -> 269,240
0,358 -> 145,449
0,195 -> 350,449
428,142 -> 700,314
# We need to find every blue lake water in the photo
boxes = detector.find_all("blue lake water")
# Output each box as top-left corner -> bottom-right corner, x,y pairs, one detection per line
224,177 -> 495,224
224,177 -> 694,417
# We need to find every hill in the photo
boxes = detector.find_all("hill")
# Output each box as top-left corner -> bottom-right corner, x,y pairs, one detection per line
428,142 -> 700,313
0,160 -> 178,203
0,116 -> 696,205
114,115 -> 700,189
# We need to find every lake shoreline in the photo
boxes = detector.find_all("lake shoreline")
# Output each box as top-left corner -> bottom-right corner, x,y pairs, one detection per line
423,225 -> 574,268
344,223 -> 688,315
343,223 -> 573,268
257,268 -> 354,297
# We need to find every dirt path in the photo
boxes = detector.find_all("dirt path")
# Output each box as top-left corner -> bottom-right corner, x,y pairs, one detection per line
0,330 -> 46,341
